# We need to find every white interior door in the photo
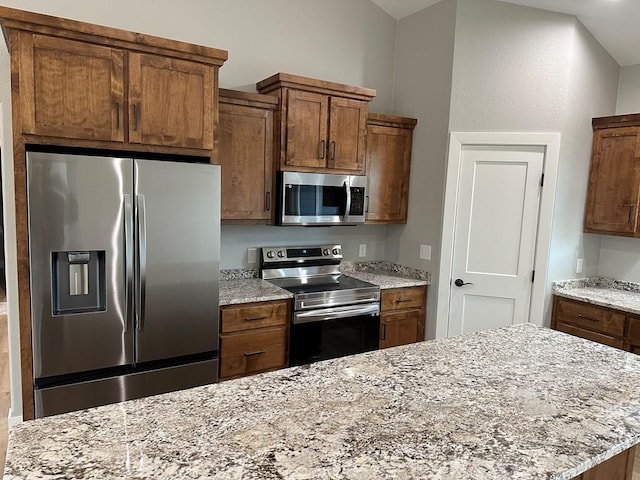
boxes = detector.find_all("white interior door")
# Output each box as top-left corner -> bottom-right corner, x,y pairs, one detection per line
447,145 -> 544,336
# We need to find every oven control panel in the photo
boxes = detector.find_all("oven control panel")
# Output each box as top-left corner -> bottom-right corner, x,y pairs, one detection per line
261,244 -> 342,263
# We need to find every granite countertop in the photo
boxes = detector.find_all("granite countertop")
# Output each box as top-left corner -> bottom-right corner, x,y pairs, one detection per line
219,278 -> 292,306
341,260 -> 430,289
5,324 -> 640,480
553,277 -> 640,315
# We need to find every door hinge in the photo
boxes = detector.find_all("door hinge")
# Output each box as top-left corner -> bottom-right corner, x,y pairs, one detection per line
531,270 -> 535,283
540,173 -> 545,187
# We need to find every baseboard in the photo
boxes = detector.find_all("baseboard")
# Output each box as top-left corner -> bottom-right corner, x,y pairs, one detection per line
7,408 -> 22,427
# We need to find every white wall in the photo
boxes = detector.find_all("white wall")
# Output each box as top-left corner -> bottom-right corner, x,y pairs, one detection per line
386,0 -> 457,339
616,64 -> 640,115
0,0 -> 397,418
550,19 -> 618,287
595,63 -> 640,282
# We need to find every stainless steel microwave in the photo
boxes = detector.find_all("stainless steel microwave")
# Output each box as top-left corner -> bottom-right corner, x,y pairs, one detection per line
277,171 -> 367,226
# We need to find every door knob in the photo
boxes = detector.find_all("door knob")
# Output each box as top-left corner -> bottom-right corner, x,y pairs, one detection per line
454,278 -> 473,287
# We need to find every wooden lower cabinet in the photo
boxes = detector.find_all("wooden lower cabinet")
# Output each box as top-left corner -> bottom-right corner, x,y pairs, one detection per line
572,445 -> 636,480
627,316 -> 640,353
379,286 -> 427,349
219,299 -> 289,380
551,295 -> 640,354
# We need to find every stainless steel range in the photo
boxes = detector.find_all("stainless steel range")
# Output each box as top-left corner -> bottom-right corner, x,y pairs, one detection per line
261,244 -> 380,366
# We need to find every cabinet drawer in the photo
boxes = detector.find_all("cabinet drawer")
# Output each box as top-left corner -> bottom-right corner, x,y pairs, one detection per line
555,322 -> 625,349
221,301 -> 288,333
627,316 -> 640,344
381,286 -> 426,312
555,298 -> 625,337
220,327 -> 287,378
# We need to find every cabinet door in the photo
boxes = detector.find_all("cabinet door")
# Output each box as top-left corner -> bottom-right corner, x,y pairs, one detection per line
219,103 -> 274,222
379,309 -> 422,349
128,52 -> 214,149
327,97 -> 367,172
285,90 -> 328,168
365,124 -> 412,223
18,33 -> 124,142
584,127 -> 640,235
220,327 -> 287,379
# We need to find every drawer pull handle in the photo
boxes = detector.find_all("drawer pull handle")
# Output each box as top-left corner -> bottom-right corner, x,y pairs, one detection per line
245,315 -> 268,322
244,349 -> 266,357
396,299 -> 412,303
577,314 -> 599,322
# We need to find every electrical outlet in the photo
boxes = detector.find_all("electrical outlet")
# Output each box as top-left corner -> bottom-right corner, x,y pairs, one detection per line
247,248 -> 258,264
419,244 -> 431,260
576,258 -> 583,274
359,244 -> 367,257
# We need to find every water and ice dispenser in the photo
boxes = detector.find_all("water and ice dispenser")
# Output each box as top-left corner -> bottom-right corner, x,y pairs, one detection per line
51,250 -> 106,315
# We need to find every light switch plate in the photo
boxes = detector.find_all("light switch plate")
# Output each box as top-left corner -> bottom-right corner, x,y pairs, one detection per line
576,258 -> 583,274
247,248 -> 258,264
419,244 -> 431,260
359,244 -> 367,257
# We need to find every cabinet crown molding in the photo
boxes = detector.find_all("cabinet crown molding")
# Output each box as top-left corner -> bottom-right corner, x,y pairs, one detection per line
0,6 -> 228,65
368,113 -> 417,129
257,72 -> 376,101
592,113 -> 640,129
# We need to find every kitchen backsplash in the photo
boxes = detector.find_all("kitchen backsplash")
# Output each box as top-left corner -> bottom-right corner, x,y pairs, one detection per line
553,277 -> 640,293
341,261 -> 431,282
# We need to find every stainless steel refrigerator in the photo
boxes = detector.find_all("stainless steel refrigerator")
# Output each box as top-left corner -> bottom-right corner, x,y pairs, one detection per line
27,151 -> 220,418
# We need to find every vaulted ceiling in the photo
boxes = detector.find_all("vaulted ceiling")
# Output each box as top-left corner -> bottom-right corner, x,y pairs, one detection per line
370,0 -> 640,66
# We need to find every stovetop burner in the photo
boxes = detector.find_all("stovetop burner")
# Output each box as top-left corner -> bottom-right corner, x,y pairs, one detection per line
282,275 -> 376,295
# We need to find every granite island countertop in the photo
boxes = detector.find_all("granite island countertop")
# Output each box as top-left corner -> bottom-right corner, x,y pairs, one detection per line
553,277 -> 640,315
5,324 -> 640,480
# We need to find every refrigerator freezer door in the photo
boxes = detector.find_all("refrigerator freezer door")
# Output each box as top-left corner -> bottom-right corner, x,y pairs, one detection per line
27,152 -> 134,379
134,160 -> 220,363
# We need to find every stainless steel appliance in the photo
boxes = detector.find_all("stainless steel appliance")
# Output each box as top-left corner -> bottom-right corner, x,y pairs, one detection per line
277,171 -> 367,226
261,244 -> 379,365
27,151 -> 220,418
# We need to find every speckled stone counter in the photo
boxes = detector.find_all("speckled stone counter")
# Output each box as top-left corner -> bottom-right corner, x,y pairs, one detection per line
342,261 -> 430,289
553,277 -> 640,315
5,324 -> 640,480
219,278 -> 292,306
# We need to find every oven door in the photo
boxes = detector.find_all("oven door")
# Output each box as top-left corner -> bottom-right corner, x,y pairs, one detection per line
290,302 -> 380,366
279,171 -> 365,225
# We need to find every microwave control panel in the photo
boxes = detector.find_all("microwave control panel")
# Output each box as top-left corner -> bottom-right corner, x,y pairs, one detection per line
350,187 -> 365,215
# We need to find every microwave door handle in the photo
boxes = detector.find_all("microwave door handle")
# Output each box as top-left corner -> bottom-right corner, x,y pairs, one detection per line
343,181 -> 351,221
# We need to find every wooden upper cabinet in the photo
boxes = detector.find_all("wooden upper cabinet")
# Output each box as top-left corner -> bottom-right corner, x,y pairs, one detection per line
3,6 -> 227,156
365,113 -> 417,224
257,72 -> 375,174
584,115 -> 640,236
18,33 -> 124,142
328,97 -> 367,171
285,90 -> 329,169
128,53 -> 214,150
219,89 -> 278,224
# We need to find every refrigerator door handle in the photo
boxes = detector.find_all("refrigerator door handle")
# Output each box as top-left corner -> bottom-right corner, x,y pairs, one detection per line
136,194 -> 147,331
123,194 -> 134,333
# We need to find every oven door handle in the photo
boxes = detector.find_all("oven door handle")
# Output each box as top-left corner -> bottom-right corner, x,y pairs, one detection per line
293,303 -> 380,324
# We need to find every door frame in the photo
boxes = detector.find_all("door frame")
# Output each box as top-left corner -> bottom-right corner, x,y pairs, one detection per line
435,132 -> 561,338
